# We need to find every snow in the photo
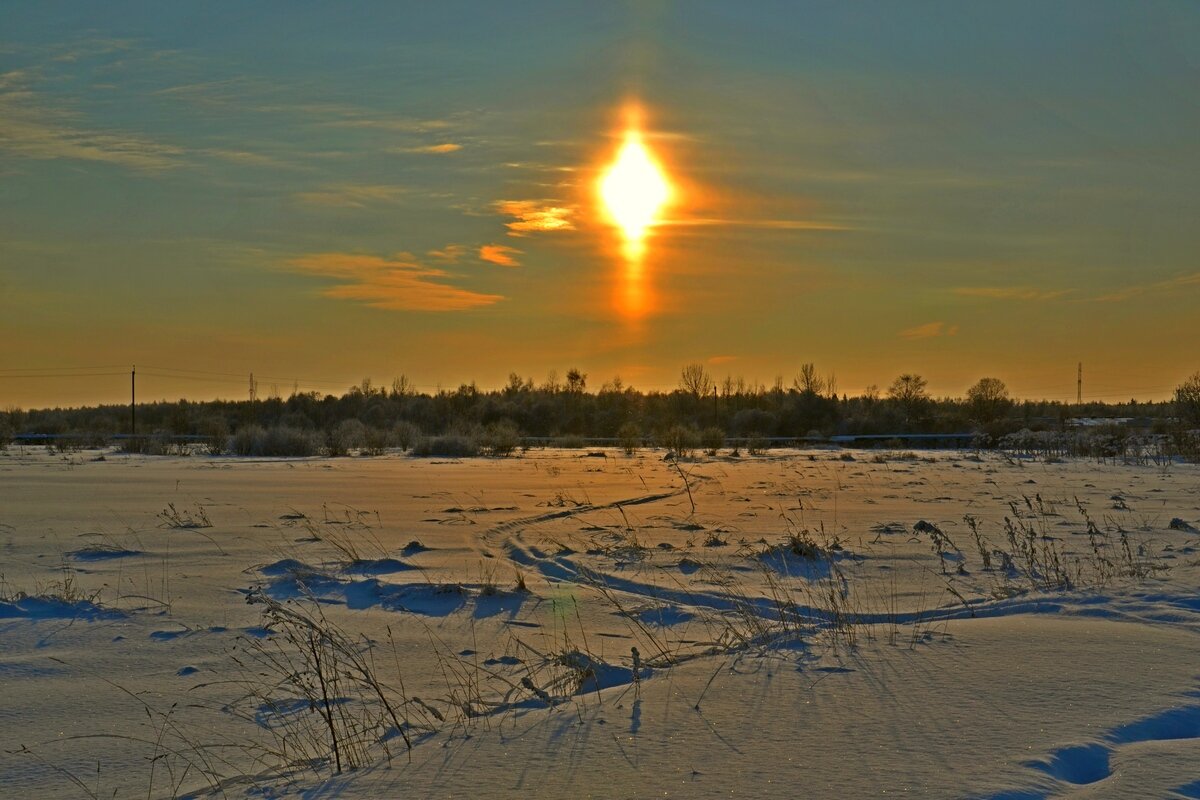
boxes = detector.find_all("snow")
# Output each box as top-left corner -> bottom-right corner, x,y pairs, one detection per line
1,445 -> 1199,798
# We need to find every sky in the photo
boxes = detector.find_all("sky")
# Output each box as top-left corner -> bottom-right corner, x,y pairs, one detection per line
2,1 -> 1198,408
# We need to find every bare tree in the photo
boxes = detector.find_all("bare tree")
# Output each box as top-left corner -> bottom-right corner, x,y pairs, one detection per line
966,377 -> 1012,424
599,375 -> 624,394
391,374 -> 414,397
504,373 -> 532,394
565,368 -> 587,394
1176,371 -> 1200,426
793,363 -> 824,395
888,373 -> 929,422
680,363 -> 714,399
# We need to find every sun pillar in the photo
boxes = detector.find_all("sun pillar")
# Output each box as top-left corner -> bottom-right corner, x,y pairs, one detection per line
598,113 -> 671,319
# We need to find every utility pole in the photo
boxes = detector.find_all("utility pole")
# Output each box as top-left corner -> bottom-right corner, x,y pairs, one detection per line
249,372 -> 258,403
1077,362 -> 1082,406
131,366 -> 136,436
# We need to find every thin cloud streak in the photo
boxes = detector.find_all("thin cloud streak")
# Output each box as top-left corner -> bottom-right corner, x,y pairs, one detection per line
495,200 -> 575,236
1088,272 -> 1200,303
900,321 -> 959,340
319,116 -> 457,134
391,143 -> 462,154
953,286 -> 1074,302
665,218 -> 850,231
288,252 -> 502,311
427,244 -> 466,263
293,184 -> 407,208
0,69 -> 182,170
479,244 -> 522,267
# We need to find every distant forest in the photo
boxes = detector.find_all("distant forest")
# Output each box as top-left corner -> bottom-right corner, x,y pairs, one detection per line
5,366 -> 1198,460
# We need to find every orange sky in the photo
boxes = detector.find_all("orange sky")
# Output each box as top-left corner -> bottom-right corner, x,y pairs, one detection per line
2,3 -> 1199,407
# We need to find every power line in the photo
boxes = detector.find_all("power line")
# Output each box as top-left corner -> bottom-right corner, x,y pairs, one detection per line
138,364 -> 355,390
0,364 -> 127,373
0,372 -> 127,379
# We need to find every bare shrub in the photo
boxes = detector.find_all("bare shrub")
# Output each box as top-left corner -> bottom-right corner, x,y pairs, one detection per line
481,420 -> 521,456
234,592 -> 419,774
554,434 -> 586,449
360,427 -> 392,456
617,421 -> 641,455
699,426 -> 725,455
660,424 -> 699,458
199,416 -> 229,455
230,425 -> 318,457
327,419 -> 367,457
391,420 -> 422,452
411,434 -> 480,457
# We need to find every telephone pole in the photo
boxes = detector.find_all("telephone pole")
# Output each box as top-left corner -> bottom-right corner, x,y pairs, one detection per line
131,366 -> 136,436
1077,362 -> 1082,405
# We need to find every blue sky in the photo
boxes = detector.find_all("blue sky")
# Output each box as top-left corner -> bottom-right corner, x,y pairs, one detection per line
2,2 -> 1198,406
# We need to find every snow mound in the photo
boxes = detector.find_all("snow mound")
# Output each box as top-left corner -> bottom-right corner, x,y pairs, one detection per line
0,596 -> 124,621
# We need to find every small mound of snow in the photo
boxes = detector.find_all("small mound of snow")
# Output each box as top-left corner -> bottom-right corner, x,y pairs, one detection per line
67,546 -> 141,561
344,558 -> 414,575
555,650 -> 638,695
259,558 -> 322,577
1026,742 -> 1110,785
1174,779 -> 1200,799
0,596 -> 124,621
635,606 -> 695,627
759,547 -> 836,579
483,655 -> 522,666
150,628 -> 192,641
1107,704 -> 1200,744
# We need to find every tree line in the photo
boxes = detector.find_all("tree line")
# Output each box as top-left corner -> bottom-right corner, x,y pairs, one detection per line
4,365 -> 1197,452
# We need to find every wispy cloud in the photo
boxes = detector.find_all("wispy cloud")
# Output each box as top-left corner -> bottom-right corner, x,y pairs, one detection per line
50,38 -> 137,63
0,69 -> 182,170
954,273 -> 1200,305
495,200 -> 575,236
707,355 -> 738,365
900,321 -> 958,340
390,143 -> 462,154
952,286 -> 1073,302
479,244 -> 522,267
200,147 -> 294,169
151,77 -> 256,105
294,184 -> 406,208
319,115 -> 458,134
287,252 -> 502,311
1088,272 -> 1200,303
667,218 -> 849,231
427,244 -> 466,263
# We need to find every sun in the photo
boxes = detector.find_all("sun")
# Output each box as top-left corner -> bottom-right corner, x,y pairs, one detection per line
599,128 -> 671,248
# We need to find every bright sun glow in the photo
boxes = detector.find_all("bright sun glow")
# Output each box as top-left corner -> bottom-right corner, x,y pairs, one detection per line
599,129 -> 671,246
